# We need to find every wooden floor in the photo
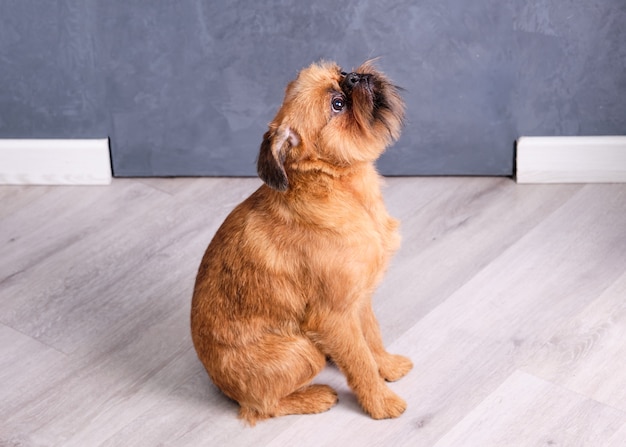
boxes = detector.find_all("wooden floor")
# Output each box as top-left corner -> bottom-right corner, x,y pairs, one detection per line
1,177 -> 625,446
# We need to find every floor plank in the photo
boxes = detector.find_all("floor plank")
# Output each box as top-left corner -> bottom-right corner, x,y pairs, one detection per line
377,177 -> 583,340
434,370 -> 625,447
606,423 -> 626,447
523,271 -> 626,411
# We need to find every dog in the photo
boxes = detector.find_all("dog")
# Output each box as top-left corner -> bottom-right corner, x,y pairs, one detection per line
191,60 -> 412,425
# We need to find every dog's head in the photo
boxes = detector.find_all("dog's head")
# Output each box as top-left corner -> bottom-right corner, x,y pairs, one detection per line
257,60 -> 405,191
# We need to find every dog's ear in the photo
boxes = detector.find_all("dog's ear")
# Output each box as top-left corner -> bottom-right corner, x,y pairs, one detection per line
257,124 -> 300,191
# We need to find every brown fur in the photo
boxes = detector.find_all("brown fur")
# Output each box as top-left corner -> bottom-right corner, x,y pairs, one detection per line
191,60 -> 412,425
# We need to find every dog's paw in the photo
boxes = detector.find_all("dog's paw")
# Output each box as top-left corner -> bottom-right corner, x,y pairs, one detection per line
360,386 -> 407,420
303,384 -> 339,413
378,354 -> 413,382
270,384 -> 338,419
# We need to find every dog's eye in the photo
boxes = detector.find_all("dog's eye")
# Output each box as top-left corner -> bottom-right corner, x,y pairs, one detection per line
332,97 -> 345,112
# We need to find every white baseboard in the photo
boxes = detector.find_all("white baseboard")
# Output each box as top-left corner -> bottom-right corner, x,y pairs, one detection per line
0,139 -> 112,185
516,136 -> 626,184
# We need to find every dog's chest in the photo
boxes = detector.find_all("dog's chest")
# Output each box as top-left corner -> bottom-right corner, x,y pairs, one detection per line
302,191 -> 397,273
298,202 -> 395,303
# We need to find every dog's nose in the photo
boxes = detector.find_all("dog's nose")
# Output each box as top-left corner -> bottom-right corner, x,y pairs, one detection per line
343,72 -> 362,89
347,73 -> 361,86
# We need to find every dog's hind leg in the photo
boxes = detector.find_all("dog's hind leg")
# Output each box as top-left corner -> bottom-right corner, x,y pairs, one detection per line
233,334 -> 337,425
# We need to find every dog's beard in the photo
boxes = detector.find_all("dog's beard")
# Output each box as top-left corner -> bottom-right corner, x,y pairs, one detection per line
349,85 -> 375,133
343,75 -> 403,149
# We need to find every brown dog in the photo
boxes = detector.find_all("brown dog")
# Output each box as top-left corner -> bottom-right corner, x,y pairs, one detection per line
191,60 -> 412,424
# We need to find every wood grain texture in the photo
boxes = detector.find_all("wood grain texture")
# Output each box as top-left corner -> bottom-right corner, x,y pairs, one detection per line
434,370 -> 625,447
523,271 -> 626,409
1,177 -> 625,446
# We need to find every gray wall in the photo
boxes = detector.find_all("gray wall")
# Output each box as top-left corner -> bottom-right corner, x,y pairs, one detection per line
1,1 -> 625,177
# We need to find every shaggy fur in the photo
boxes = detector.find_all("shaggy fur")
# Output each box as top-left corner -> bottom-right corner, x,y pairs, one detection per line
191,60 -> 412,425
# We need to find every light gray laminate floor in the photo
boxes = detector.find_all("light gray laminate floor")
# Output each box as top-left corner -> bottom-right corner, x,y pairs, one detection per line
1,177 -> 625,446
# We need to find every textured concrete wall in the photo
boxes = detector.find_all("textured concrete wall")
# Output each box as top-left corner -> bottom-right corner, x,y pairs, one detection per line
1,1 -> 625,176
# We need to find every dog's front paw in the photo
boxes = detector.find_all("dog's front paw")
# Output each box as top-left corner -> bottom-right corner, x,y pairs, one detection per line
360,386 -> 407,419
378,354 -> 413,382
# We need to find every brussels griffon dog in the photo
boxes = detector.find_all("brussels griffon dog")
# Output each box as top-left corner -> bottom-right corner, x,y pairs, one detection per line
191,60 -> 412,424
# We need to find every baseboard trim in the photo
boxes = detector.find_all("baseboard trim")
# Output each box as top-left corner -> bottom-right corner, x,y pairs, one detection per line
516,136 -> 626,184
0,139 -> 112,185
